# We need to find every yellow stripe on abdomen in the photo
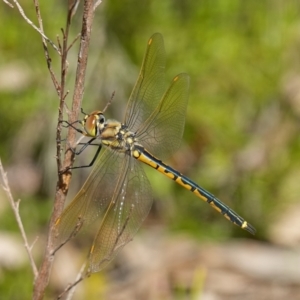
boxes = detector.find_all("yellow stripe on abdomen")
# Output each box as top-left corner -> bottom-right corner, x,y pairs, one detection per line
133,146 -> 255,235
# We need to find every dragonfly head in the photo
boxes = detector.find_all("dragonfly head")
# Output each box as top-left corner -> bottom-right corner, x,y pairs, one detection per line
82,110 -> 106,137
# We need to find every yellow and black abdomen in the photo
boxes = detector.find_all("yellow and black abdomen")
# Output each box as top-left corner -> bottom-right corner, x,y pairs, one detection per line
132,144 -> 255,235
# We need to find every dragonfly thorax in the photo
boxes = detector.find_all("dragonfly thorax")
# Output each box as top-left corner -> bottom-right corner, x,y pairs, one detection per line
101,119 -> 137,154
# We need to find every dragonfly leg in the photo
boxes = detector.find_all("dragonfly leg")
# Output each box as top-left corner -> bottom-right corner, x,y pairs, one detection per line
60,140 -> 102,173
59,120 -> 85,135
73,138 -> 97,155
70,143 -> 102,170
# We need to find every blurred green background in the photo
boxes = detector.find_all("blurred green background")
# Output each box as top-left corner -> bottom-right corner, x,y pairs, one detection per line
1,1 -> 300,299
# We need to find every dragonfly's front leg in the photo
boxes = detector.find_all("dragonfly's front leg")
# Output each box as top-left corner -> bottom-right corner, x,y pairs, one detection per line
59,119 -> 85,135
68,139 -> 102,171
59,119 -> 103,173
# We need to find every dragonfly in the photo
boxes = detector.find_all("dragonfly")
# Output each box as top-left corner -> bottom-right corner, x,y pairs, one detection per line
54,33 -> 255,274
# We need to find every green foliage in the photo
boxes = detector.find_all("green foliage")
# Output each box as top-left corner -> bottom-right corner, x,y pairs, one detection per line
0,266 -> 33,299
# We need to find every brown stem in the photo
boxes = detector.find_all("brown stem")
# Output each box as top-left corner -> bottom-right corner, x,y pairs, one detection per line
32,1 -> 96,299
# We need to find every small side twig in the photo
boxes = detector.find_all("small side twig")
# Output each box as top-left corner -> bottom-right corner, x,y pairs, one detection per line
0,160 -> 38,279
33,0 -> 60,94
6,0 -> 61,55
67,33 -> 81,53
59,263 -> 88,300
102,91 -> 115,113
68,0 -> 80,20
3,0 -> 13,8
94,0 -> 102,10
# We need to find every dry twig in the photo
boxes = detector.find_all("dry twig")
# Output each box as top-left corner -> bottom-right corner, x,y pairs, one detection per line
60,263 -> 87,300
0,160 -> 38,279
33,0 -> 101,299
3,0 -> 13,8
3,0 -> 61,55
33,0 -> 60,94
94,0 -> 102,10
2,0 -> 103,297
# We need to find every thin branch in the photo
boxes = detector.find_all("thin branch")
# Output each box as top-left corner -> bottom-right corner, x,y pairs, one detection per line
58,274 -> 86,300
57,35 -> 62,53
94,0 -> 102,10
52,216 -> 84,255
67,33 -> 81,53
102,91 -> 115,113
62,0 -> 99,173
7,0 -> 61,55
69,0 -> 81,20
31,236 -> 40,250
3,0 -> 14,8
33,1 -> 98,299
56,18 -> 72,172
60,263 -> 88,300
0,160 -> 38,279
62,90 -> 70,102
33,0 -> 60,95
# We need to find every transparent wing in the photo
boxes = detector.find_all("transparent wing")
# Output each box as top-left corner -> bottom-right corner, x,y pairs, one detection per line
53,148 -> 118,249
137,73 -> 190,159
124,33 -> 166,133
53,148 -> 153,273
54,147 -> 151,249
88,157 -> 152,273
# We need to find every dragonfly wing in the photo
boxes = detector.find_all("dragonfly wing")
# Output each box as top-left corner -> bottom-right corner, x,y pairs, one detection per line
137,73 -> 190,159
87,156 -> 152,273
124,33 -> 166,133
53,148 -> 127,250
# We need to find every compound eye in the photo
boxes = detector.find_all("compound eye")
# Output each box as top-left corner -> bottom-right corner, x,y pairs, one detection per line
99,114 -> 105,124
83,115 -> 98,137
